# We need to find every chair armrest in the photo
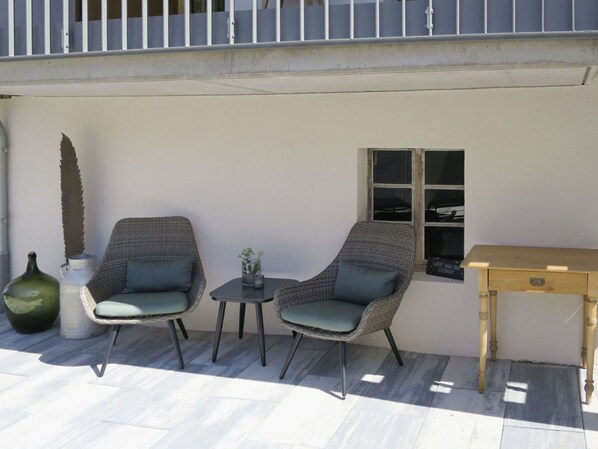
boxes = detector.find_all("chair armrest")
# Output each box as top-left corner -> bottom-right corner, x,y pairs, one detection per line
349,292 -> 404,338
273,266 -> 337,316
183,262 -> 207,315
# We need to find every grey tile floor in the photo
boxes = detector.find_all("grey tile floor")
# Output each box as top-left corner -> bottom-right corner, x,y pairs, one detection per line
0,314 -> 595,449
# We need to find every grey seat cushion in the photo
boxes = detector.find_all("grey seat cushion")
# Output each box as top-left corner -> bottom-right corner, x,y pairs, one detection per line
281,300 -> 366,333
95,291 -> 189,318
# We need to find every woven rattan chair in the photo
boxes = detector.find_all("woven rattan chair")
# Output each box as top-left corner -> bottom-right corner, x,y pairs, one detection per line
274,221 -> 415,398
81,216 -> 206,377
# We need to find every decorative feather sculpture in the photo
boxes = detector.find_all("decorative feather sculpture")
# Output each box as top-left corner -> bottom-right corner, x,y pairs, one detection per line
60,133 -> 85,263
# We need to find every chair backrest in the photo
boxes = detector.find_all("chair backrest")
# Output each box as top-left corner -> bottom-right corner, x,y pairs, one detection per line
334,221 -> 416,294
97,216 -> 203,294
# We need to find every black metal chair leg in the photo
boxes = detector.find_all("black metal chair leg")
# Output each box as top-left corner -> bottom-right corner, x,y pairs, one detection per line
239,303 -> 246,339
384,328 -> 403,367
176,318 -> 189,340
212,302 -> 227,362
99,325 -> 120,378
112,324 -> 121,346
168,320 -> 184,369
340,341 -> 347,399
280,332 -> 303,379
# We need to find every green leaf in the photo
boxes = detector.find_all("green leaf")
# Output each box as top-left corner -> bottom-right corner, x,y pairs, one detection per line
60,133 -> 85,263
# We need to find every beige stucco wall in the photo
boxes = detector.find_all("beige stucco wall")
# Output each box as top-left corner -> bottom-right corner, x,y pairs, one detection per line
2,82 -> 598,365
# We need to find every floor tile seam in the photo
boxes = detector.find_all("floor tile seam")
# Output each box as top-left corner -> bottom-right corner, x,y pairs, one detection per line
409,387 -> 437,449
502,423 -> 586,434
497,361 -> 513,449
100,418 -> 173,432
445,385 -> 506,394
305,342 -> 338,377
320,393 -> 372,449
0,371 -> 28,378
237,397 -> 303,449
410,355 -> 453,449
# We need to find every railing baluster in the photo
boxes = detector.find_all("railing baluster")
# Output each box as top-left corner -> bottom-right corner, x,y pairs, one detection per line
102,0 -> 108,51
252,0 -> 257,43
300,0 -> 305,41
512,0 -> 516,32
325,0 -> 329,39
26,0 -> 32,55
163,0 -> 169,48
375,0 -> 380,38
142,0 -> 148,49
572,0 -> 576,31
185,0 -> 190,46
44,0 -> 50,54
63,0 -> 70,53
455,0 -> 461,36
207,0 -> 212,45
82,0 -> 88,52
230,0 -> 235,44
429,0 -> 433,36
122,0 -> 128,50
541,0 -> 545,32
350,0 -> 354,39
402,0 -> 406,37
8,0 -> 14,56
276,0 -> 280,42
484,0 -> 487,34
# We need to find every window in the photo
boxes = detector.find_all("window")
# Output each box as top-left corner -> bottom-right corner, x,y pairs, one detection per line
368,148 -> 465,267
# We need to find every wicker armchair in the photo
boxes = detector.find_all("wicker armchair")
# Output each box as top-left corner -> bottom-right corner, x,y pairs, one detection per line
274,221 -> 415,398
81,216 -> 206,377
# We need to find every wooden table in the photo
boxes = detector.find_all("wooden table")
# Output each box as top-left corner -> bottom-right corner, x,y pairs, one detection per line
461,245 -> 598,404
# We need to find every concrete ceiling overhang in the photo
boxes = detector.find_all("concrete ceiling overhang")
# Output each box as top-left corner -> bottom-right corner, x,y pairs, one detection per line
0,36 -> 597,96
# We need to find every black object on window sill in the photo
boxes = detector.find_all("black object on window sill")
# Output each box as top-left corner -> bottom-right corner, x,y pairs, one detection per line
426,257 -> 464,281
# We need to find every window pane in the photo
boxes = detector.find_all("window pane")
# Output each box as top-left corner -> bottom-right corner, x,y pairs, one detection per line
373,151 -> 412,184
373,188 -> 412,222
425,190 -> 464,223
424,227 -> 464,260
425,151 -> 464,185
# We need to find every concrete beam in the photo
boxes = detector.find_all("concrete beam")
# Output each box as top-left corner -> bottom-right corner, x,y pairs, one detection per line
0,36 -> 597,88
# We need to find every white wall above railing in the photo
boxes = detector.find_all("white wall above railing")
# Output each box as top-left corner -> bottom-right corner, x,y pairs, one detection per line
0,0 -> 597,58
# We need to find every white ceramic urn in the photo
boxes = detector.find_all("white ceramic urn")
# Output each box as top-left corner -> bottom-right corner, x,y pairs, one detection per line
59,254 -> 106,339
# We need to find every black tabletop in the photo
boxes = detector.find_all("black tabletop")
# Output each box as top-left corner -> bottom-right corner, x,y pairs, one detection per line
209,277 -> 298,304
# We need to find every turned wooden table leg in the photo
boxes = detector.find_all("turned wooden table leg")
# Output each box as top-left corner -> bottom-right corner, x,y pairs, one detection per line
479,291 -> 489,392
490,290 -> 498,362
478,269 -> 489,393
585,293 -> 598,404
583,296 -> 589,369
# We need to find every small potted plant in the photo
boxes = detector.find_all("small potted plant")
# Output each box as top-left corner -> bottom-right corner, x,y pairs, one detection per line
239,248 -> 264,287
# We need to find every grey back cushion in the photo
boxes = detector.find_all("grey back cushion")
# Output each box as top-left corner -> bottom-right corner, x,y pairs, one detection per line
123,256 -> 194,293
332,260 -> 398,305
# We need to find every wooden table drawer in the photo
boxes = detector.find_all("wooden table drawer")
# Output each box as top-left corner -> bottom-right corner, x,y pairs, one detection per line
488,270 -> 588,295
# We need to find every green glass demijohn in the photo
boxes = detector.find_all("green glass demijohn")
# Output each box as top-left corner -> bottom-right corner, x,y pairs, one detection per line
2,252 -> 60,333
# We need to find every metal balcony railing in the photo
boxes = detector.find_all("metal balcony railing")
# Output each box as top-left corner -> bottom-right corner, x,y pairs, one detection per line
0,0 -> 596,58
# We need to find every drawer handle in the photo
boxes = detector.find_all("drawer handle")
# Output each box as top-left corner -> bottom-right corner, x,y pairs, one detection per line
529,277 -> 545,287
